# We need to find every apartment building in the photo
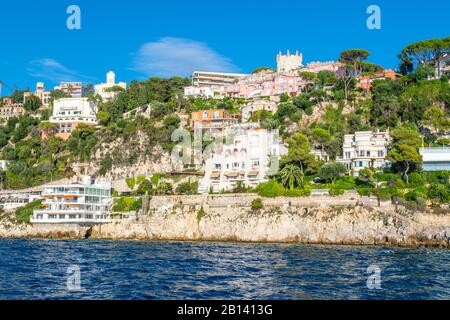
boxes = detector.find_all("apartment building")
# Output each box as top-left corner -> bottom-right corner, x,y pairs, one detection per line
54,82 -> 83,98
337,131 -> 391,175
47,97 -> 98,140
198,123 -> 287,193
224,69 -> 308,102
420,147 -> 450,171
184,71 -> 247,99
94,71 -> 127,102
23,82 -> 51,108
191,109 -> 238,130
31,176 -> 112,225
0,97 -> 25,120
241,100 -> 278,122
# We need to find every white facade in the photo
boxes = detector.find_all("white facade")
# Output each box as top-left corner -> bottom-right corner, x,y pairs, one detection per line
184,86 -> 215,99
420,147 -> 450,171
31,177 -> 112,225
241,100 -> 278,122
198,123 -> 287,193
54,82 -> 83,98
50,97 -> 98,125
0,160 -> 9,171
94,71 -> 127,102
337,131 -> 391,175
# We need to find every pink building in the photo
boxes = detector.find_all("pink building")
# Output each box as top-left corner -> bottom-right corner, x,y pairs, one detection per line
223,70 -> 308,102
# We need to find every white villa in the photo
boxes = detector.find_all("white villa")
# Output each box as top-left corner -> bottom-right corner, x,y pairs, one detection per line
31,176 -> 112,225
198,123 -> 287,193
94,71 -> 127,102
47,97 -> 98,140
337,131 -> 391,176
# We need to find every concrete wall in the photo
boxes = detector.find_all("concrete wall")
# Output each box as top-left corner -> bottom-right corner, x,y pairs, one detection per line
149,193 -> 361,211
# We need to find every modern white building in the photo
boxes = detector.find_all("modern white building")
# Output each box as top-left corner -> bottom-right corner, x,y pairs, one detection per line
54,82 -> 83,98
241,100 -> 278,122
184,71 -> 247,98
47,97 -> 98,140
420,147 -> 450,171
94,71 -> 127,102
31,176 -> 112,225
337,131 -> 391,175
198,123 -> 287,193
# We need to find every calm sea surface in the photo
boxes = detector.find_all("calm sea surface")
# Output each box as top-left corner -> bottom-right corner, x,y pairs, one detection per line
0,239 -> 449,300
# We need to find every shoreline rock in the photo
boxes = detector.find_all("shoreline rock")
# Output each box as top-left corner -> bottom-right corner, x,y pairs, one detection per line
2,202 -> 448,249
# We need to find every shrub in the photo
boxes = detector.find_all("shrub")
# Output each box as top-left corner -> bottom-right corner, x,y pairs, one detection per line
15,200 -> 44,224
329,188 -> 345,196
112,197 -> 142,212
176,181 -> 198,195
256,180 -> 285,197
428,183 -> 449,203
251,198 -> 263,210
334,176 -> 356,190
197,208 -> 206,222
284,188 -> 311,197
357,188 -> 371,196
125,177 -> 136,190
409,172 -> 424,186
372,188 -> 394,201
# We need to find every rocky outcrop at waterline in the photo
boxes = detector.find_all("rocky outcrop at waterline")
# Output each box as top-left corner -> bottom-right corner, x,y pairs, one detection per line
1,194 -> 449,248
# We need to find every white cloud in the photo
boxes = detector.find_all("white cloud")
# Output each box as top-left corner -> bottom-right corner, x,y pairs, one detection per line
131,37 -> 240,77
27,58 -> 95,83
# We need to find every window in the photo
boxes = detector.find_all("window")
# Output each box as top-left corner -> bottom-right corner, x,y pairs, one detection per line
345,152 -> 351,159
203,112 -> 209,120
214,164 -> 221,170
378,150 -> 384,157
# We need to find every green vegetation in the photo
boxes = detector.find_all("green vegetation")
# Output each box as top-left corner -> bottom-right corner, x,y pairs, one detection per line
112,197 -> 142,212
15,200 -> 44,224
251,198 -> 263,210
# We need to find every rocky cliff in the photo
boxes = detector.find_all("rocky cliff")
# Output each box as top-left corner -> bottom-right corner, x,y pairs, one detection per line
2,195 -> 449,248
89,195 -> 450,248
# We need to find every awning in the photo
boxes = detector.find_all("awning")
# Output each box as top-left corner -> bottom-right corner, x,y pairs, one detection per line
211,172 -> 221,178
225,172 -> 239,177
248,171 -> 259,177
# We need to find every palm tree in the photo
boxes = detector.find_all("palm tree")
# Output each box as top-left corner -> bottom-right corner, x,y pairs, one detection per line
278,164 -> 304,190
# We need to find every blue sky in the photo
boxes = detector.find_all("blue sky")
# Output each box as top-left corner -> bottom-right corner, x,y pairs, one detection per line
0,0 -> 448,95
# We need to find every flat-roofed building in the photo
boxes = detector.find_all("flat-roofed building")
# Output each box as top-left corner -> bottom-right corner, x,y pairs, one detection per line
54,82 -> 83,98
337,131 -> 391,176
31,176 -> 112,225
420,147 -> 450,171
46,97 -> 98,140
